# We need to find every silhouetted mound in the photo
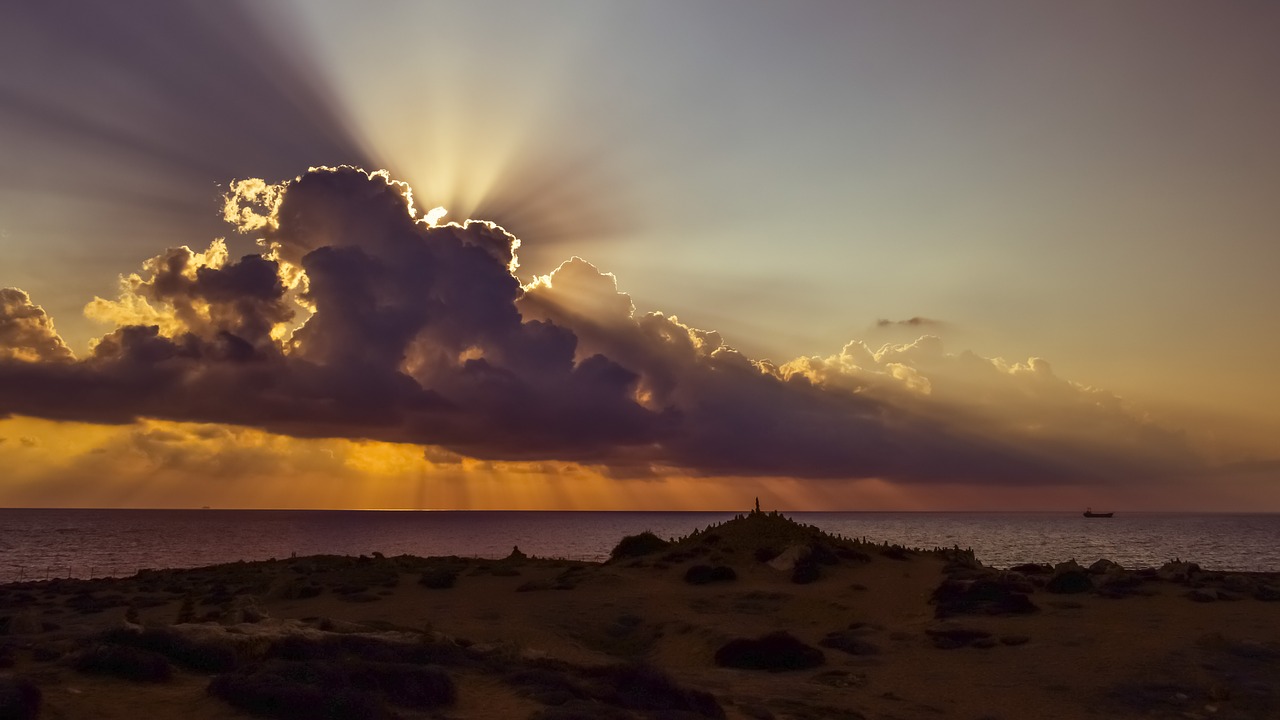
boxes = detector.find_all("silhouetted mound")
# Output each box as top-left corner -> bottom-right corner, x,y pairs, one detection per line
584,664 -> 725,718
508,662 -> 723,719
931,578 -> 1039,618
75,644 -> 174,682
683,565 -> 737,585
419,567 -> 460,590
208,659 -> 455,720
609,532 -> 672,561
790,563 -> 819,585
1046,570 -> 1094,594
714,631 -> 824,671
96,627 -> 238,672
0,674 -> 40,720
267,633 -> 474,669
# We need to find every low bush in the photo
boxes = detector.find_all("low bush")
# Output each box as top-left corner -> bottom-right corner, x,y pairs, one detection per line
419,568 -> 459,590
75,645 -> 174,682
208,659 -> 455,719
683,565 -> 738,585
0,674 -> 40,720
96,627 -> 239,672
208,671 -> 384,720
791,561 -> 821,585
713,632 -> 824,672
585,663 -> 724,718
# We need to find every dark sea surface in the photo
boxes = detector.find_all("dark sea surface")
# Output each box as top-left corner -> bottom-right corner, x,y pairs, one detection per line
1,509 -> 1277,582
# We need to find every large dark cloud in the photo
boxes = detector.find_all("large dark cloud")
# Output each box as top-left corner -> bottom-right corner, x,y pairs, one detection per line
0,167 -> 1200,485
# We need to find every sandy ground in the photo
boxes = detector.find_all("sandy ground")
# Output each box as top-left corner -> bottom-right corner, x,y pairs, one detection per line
1,511 -> 1277,720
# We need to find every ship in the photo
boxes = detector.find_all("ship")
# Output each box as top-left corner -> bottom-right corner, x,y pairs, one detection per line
1083,507 -> 1113,518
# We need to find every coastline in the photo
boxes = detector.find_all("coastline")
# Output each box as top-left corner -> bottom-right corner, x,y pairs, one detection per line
2,511 -> 1278,719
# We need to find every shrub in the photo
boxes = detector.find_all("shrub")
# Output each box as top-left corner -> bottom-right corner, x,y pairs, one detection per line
419,568 -> 459,590
713,632 -> 824,671
208,660 -> 455,719
75,645 -> 174,682
0,674 -> 40,720
208,671 -> 384,720
585,663 -> 724,718
791,561 -> 821,585
608,532 -> 671,561
683,565 -> 737,585
96,627 -> 239,672
753,546 -> 781,563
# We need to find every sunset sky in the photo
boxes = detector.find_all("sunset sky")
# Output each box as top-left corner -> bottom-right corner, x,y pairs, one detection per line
1,1 -> 1277,510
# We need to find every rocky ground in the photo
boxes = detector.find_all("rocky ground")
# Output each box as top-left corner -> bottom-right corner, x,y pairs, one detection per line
1,510 -> 1278,719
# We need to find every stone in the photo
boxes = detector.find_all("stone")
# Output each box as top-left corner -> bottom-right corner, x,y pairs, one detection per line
1046,571 -> 1093,594
768,545 -> 811,572
1157,561 -> 1201,583
1254,584 -> 1280,602
1088,559 -> 1122,574
818,631 -> 881,656
1185,589 -> 1217,603
1053,560 -> 1085,575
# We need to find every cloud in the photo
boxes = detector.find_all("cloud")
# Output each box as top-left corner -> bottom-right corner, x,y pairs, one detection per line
0,288 -> 74,363
0,167 -> 1204,487
876,317 -> 942,328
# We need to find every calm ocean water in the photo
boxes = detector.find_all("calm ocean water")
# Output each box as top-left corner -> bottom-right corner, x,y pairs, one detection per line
1,509 -> 1277,583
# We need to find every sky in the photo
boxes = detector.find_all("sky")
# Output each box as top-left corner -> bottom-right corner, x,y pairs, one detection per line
0,1 -> 1277,510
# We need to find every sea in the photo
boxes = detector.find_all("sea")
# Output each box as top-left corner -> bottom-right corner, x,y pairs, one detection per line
1,509 -> 1278,583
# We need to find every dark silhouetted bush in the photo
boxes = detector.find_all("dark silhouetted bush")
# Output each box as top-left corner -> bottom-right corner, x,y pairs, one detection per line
0,674 -> 40,720
356,661 -> 456,708
208,659 -> 455,719
713,632 -> 824,671
76,645 -> 174,682
791,561 -> 821,585
683,565 -> 737,585
208,672 -> 384,720
753,546 -> 781,563
808,543 -> 840,566
267,633 -> 473,669
930,578 -> 1039,618
609,532 -> 671,561
585,663 -> 724,718
419,567 -> 459,590
97,627 -> 239,672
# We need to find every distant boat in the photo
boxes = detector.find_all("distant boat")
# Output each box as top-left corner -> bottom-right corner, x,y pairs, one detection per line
1083,507 -> 1113,518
